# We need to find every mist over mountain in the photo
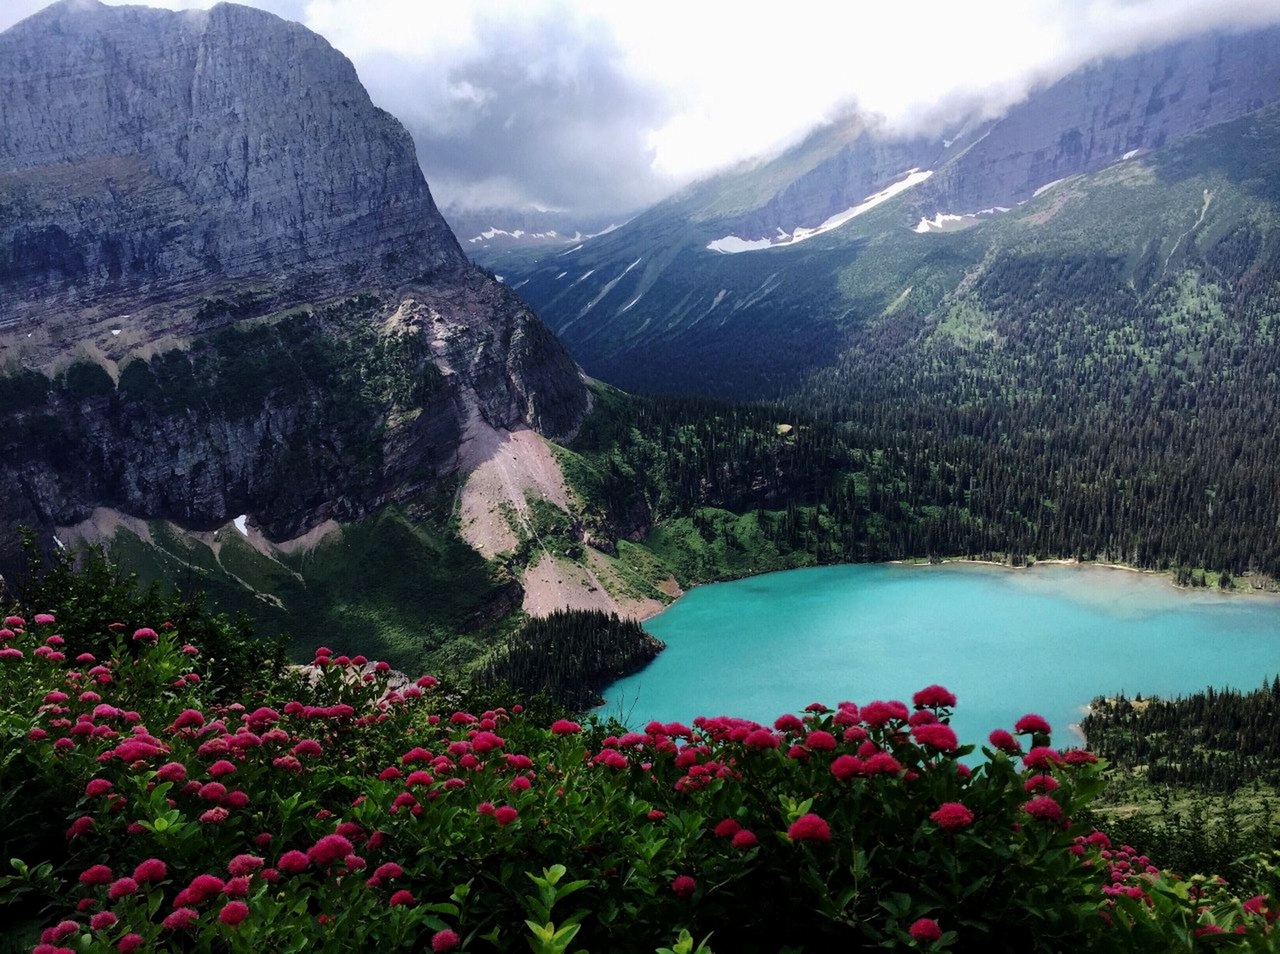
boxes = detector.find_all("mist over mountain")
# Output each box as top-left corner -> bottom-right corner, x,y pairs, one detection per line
505,23 -> 1280,397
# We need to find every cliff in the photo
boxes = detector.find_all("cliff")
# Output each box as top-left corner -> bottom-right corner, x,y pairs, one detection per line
0,0 -> 464,332
0,1 -> 589,561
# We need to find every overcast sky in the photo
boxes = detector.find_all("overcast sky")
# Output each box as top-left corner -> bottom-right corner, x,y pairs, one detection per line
6,0 -> 1280,216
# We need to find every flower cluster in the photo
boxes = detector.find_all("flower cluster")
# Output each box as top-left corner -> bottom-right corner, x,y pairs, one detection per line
2,608 -> 1277,952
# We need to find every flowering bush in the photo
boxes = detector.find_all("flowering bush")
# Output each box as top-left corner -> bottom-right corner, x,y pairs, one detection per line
2,601 -> 1279,952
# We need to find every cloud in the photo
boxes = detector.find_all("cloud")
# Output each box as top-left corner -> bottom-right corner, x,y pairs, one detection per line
5,0 -> 1280,216
349,6 -> 675,215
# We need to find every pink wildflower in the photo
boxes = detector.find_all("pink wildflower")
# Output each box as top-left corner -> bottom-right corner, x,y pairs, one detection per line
913,685 -> 957,709
787,813 -> 831,843
911,723 -> 959,752
133,858 -> 167,883
1014,713 -> 1051,735
308,834 -> 354,866
107,877 -> 139,899
219,901 -> 249,926
156,761 -> 188,783
909,918 -> 943,941
163,908 -> 198,930
431,929 -> 460,952
805,730 -> 837,751
550,719 -> 581,735
988,729 -> 1021,754
714,818 -> 742,838
1023,796 -> 1064,824
671,874 -> 696,899
89,911 -> 118,931
79,864 -> 114,886
930,802 -> 974,831
277,851 -> 309,875
227,855 -> 264,877
732,829 -> 759,849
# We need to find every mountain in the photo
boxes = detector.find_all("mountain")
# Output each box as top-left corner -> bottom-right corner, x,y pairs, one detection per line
0,0 -> 464,333
444,205 -> 621,272
506,24 -> 1280,398
0,1 -> 596,666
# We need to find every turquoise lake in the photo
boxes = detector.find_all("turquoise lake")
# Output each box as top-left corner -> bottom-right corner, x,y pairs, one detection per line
600,563 -> 1280,748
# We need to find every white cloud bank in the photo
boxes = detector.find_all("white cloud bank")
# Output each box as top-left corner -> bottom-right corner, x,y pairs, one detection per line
4,0 -> 1280,215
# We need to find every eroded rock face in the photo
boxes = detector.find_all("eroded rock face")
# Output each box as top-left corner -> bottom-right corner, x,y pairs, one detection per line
0,0 -> 465,326
0,1 -> 589,558
0,283 -> 588,549
926,27 -> 1280,212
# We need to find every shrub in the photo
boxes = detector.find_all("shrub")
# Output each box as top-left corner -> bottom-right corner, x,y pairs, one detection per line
2,591 -> 1279,951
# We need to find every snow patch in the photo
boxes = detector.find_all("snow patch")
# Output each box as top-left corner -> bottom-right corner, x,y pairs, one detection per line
707,169 -> 934,254
912,205 -> 1011,233
914,213 -> 968,233
621,294 -> 643,313
53,535 -> 65,551
706,236 -> 773,253
1033,177 -> 1067,198
233,515 -> 249,536
555,271 -> 568,280
110,329 -> 121,336
468,227 -> 525,243
1122,149 -> 1141,160
560,244 -> 584,256
569,269 -> 595,286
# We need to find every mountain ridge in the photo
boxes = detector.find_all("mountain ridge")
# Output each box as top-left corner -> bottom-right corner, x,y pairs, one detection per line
0,0 -> 464,338
505,22 -> 1280,397
0,0 -> 592,597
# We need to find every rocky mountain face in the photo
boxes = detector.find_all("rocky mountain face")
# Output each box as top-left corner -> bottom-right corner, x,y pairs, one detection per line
0,0 -> 463,329
925,27 -> 1280,213
0,1 -> 588,562
506,24 -> 1280,397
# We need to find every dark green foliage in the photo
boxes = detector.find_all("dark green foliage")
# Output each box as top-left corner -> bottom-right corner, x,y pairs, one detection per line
56,360 -> 114,400
103,506 -> 506,677
1082,682 -> 1280,881
1084,682 -> 1280,792
8,534 -> 286,702
0,367 -> 49,414
0,295 -> 446,543
566,384 -> 985,575
1081,803 -> 1272,885
475,609 -> 664,710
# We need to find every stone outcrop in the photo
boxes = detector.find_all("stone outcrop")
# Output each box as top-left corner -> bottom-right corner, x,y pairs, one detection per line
0,0 -> 465,329
0,1 -> 589,561
926,26 -> 1280,212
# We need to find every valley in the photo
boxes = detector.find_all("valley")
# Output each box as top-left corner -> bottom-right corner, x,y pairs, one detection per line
4,3 -> 1280,948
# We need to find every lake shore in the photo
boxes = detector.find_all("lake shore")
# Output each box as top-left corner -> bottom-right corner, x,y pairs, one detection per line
890,555 -> 1280,598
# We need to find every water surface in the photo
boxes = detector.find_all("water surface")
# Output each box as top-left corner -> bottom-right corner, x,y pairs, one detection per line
601,563 -> 1280,748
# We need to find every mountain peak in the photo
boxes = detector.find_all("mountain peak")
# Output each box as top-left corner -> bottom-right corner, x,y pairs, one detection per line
0,0 -> 465,337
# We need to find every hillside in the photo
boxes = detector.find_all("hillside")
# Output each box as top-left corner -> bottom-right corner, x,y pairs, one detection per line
507,24 -> 1280,398
496,29 -> 1280,578
0,1 -> 601,671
